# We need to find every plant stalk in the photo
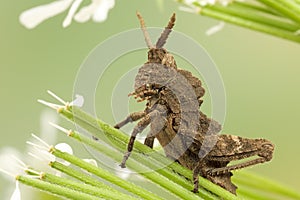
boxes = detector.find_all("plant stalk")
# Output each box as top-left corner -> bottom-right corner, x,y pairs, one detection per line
16,175 -> 102,200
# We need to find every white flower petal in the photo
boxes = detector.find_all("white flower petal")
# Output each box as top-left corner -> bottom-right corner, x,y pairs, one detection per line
93,0 -> 115,22
10,181 -> 21,200
93,8 -> 108,22
40,109 -> 58,144
198,0 -> 213,6
55,171 -> 63,177
183,0 -> 196,5
28,147 -> 56,163
19,0 -> 74,29
69,94 -> 84,107
54,143 -> 73,166
74,0 -> 102,23
55,143 -> 73,155
115,166 -> 132,180
218,0 -> 232,6
74,5 -> 95,23
178,6 -> 200,13
74,0 -> 114,23
63,0 -> 84,27
82,159 -> 98,175
0,148 -> 22,179
206,21 -> 225,36
47,90 -> 67,105
83,159 -> 98,167
106,0 -> 115,9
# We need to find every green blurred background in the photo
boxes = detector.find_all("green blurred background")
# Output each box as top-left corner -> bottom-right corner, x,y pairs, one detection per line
1,0 -> 300,198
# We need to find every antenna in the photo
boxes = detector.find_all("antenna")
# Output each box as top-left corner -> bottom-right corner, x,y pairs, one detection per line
136,12 -> 154,49
155,13 -> 176,48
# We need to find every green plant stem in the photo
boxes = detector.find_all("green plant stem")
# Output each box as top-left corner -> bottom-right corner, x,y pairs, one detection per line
233,171 -> 300,199
68,107 -> 232,199
275,0 -> 300,13
44,101 -> 299,199
61,127 -> 203,199
49,161 -> 113,191
212,3 -> 300,32
42,172 -> 134,200
58,106 -> 239,200
236,188 -> 266,200
66,129 -> 215,200
198,6 -> 300,43
16,175 -> 103,200
50,162 -> 139,200
233,1 -> 280,16
256,0 -> 300,24
50,148 -> 163,200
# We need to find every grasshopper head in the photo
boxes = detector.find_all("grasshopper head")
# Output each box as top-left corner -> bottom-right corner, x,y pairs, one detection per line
136,12 -> 176,63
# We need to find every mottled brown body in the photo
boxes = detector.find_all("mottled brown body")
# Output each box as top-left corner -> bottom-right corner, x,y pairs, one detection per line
114,12 -> 274,195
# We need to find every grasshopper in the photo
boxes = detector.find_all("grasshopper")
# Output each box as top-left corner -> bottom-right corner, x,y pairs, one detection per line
114,12 -> 274,194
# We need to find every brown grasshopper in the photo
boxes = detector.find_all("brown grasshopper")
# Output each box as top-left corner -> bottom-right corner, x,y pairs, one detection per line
114,12 -> 274,194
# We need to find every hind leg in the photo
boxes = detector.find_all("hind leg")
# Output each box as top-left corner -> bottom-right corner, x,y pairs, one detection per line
192,137 -> 274,194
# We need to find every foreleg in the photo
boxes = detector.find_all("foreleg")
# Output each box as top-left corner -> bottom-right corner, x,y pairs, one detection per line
120,110 -> 162,168
114,111 -> 146,129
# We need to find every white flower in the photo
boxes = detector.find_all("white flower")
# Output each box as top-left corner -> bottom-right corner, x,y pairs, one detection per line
178,6 -> 200,14
75,0 -> 115,23
10,181 -> 20,200
69,94 -> 84,107
0,110 -> 58,200
19,0 -> 115,29
199,0 -> 216,6
53,143 -> 73,176
40,109 -> 58,145
83,159 -> 98,167
55,143 -> 73,155
181,0 -> 235,7
63,0 -> 84,28
179,0 -> 234,14
115,166 -> 133,180
0,148 -> 22,179
38,91 -> 84,111
82,159 -> 98,175
218,0 -> 234,6
180,0 -> 235,36
19,0 -> 74,29
206,21 -> 225,36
